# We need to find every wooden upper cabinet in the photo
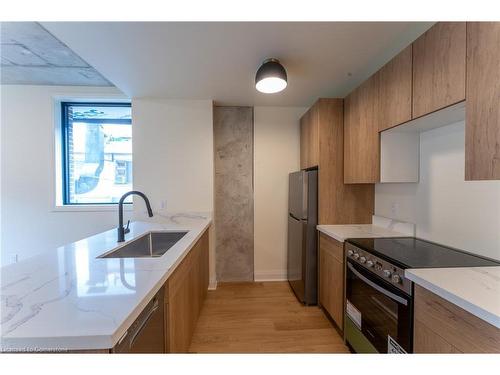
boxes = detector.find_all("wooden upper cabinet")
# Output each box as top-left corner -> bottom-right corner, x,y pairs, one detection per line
344,74 -> 380,183
300,109 -> 309,169
300,98 -> 374,224
377,46 -> 412,131
412,22 -> 466,118
465,22 -> 500,180
300,106 -> 319,169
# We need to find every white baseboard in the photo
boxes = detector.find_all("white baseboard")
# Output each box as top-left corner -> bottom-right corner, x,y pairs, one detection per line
208,278 -> 218,290
254,270 -> 287,282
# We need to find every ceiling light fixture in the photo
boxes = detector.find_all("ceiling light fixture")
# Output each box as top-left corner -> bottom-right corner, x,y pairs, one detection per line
255,58 -> 287,94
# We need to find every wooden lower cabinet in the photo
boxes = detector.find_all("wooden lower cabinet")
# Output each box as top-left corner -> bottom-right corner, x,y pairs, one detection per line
165,229 -> 209,353
414,318 -> 462,354
413,285 -> 500,353
318,233 -> 344,330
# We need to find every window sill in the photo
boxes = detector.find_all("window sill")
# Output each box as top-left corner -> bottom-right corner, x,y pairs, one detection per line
52,204 -> 133,213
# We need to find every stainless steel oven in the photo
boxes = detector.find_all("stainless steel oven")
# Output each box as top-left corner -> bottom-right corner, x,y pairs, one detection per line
345,242 -> 412,354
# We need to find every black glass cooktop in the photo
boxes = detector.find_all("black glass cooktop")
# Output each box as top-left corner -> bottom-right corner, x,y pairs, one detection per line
346,237 -> 500,269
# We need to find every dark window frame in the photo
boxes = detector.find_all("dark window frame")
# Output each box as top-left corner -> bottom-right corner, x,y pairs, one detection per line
61,101 -> 132,205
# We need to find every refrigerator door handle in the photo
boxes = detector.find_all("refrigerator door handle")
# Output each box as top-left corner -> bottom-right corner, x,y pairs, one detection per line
289,212 -> 306,222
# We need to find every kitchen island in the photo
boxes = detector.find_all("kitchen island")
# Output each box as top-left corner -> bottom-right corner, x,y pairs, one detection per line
0,214 -> 211,352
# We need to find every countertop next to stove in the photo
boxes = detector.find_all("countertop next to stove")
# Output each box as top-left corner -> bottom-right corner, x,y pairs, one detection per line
405,267 -> 500,328
317,215 -> 415,243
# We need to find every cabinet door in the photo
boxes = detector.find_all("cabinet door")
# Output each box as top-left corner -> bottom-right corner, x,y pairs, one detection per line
465,22 -> 500,180
344,74 -> 380,183
378,46 -> 412,131
414,285 -> 500,353
167,231 -> 210,353
300,106 -> 319,169
300,109 -> 311,169
198,231 -> 209,307
308,105 -> 319,168
414,318 -> 462,354
167,257 -> 193,353
319,234 -> 344,330
412,22 -> 466,118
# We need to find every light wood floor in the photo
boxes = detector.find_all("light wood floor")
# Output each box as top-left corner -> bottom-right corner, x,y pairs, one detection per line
188,281 -> 349,353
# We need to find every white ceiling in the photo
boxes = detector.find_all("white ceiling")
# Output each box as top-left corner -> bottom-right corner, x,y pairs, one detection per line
42,22 -> 433,106
0,22 -> 111,86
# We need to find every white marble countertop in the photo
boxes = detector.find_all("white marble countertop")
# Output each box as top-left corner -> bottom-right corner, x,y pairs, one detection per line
0,213 -> 211,351
317,215 -> 415,243
405,266 -> 500,328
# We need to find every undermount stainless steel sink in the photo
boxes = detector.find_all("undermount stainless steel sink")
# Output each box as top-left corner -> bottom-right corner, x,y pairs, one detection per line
99,231 -> 188,258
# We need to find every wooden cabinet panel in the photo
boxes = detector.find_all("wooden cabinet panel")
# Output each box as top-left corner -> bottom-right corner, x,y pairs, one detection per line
300,98 -> 374,224
300,109 -> 310,169
319,232 -> 343,263
300,106 -> 319,169
344,75 -> 380,183
414,318 -> 462,354
166,230 -> 209,353
317,99 -> 374,224
308,106 -> 319,168
465,22 -> 500,180
377,46 -> 412,131
198,231 -> 209,306
414,285 -> 500,353
167,249 -> 194,353
319,234 -> 344,330
412,22 -> 466,118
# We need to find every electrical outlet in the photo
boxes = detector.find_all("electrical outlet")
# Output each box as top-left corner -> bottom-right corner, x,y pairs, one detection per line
391,202 -> 399,218
10,253 -> 18,264
160,200 -> 167,211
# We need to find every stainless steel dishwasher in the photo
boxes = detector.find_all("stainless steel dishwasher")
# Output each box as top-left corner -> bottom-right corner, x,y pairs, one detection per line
113,287 -> 165,353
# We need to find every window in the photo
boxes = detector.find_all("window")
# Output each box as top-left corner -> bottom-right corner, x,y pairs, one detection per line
61,102 -> 132,205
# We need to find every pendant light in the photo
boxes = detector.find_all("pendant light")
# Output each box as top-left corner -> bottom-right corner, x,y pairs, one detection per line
255,58 -> 288,94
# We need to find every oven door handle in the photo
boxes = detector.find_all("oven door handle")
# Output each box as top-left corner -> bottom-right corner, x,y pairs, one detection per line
347,262 -> 408,306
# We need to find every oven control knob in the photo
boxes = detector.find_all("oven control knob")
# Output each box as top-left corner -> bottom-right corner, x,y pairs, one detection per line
359,256 -> 366,264
392,274 -> 402,284
353,253 -> 360,260
347,250 -> 354,257
383,269 -> 392,278
366,260 -> 374,267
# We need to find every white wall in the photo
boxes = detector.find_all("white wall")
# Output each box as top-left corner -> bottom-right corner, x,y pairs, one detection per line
132,98 -> 215,283
253,106 -> 307,281
375,121 -> 500,260
0,85 -> 128,266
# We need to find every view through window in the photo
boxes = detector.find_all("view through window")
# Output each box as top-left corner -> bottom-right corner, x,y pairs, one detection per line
62,102 -> 132,204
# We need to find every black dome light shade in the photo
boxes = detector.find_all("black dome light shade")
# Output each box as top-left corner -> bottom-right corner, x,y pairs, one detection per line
255,58 -> 287,94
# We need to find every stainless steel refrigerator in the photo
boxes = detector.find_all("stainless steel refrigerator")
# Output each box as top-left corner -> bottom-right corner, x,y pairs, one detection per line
287,169 -> 318,305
